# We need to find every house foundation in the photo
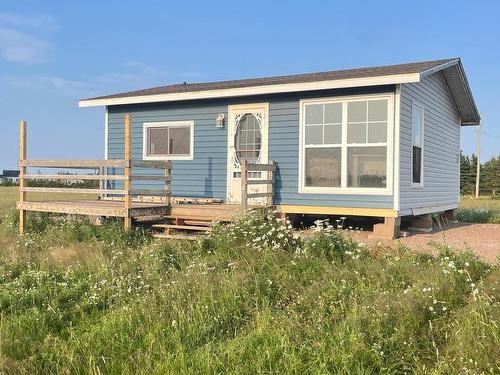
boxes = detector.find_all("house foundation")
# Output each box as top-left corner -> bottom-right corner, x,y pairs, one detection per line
370,216 -> 401,240
409,213 -> 433,233
444,208 -> 458,222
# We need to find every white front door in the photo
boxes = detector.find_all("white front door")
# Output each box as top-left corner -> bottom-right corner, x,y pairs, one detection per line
226,103 -> 269,203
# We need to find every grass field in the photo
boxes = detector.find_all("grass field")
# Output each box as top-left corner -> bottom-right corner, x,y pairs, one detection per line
0,186 -> 96,217
0,187 -> 498,374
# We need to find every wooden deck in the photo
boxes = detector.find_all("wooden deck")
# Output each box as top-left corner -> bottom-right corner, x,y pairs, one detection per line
15,115 -> 274,234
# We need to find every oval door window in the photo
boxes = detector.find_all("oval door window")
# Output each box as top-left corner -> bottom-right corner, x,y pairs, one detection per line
235,113 -> 262,165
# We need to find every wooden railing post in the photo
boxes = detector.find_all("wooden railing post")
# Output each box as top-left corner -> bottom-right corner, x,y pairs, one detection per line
241,159 -> 248,211
268,160 -> 274,206
165,161 -> 171,206
19,120 -> 27,234
124,114 -> 132,230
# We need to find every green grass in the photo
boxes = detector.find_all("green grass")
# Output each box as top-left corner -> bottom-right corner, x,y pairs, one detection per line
0,209 -> 498,374
0,186 -> 96,218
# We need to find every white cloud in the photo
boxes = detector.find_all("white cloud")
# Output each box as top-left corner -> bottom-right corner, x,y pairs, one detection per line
0,61 -> 173,98
0,12 -> 57,31
0,13 -> 56,64
0,27 -> 51,63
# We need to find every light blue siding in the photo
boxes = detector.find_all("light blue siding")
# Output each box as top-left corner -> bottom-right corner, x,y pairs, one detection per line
107,87 -> 395,209
399,72 -> 461,216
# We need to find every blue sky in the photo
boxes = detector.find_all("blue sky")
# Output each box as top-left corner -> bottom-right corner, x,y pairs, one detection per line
0,0 -> 499,169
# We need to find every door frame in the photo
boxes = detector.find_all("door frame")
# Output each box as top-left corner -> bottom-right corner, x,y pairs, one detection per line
226,102 -> 269,203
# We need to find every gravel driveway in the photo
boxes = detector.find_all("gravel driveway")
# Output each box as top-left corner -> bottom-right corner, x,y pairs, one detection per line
352,222 -> 500,263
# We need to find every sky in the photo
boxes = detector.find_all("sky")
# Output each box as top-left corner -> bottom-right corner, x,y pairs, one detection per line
0,0 -> 499,170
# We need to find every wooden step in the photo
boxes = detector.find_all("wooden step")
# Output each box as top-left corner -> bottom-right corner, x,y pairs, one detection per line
163,214 -> 231,222
152,224 -> 212,232
183,220 -> 213,226
154,233 -> 199,240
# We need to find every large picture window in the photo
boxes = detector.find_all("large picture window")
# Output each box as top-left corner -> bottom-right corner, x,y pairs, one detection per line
300,94 -> 393,194
143,121 -> 194,160
411,103 -> 424,186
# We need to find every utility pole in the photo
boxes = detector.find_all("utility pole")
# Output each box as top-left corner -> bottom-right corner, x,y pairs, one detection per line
475,125 -> 481,198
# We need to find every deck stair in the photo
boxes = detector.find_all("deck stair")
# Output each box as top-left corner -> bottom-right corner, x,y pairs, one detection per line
152,203 -> 241,240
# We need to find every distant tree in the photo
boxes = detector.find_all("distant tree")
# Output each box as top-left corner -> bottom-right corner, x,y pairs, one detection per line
460,151 -> 477,195
481,155 -> 500,196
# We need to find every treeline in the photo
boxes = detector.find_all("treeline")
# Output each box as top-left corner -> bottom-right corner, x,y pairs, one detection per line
460,151 -> 499,196
0,171 -> 99,189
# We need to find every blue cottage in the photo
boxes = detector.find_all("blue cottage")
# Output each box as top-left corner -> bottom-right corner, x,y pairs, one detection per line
79,58 -> 480,237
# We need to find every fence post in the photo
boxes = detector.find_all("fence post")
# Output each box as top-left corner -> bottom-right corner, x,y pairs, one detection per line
165,161 -> 171,206
124,114 -> 132,230
19,120 -> 27,234
268,160 -> 274,207
241,159 -> 248,211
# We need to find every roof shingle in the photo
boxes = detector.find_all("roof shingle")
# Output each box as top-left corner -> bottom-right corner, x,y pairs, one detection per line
82,58 -> 457,101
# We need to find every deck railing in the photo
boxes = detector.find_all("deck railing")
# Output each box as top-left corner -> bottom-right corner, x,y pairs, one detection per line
17,115 -> 172,233
240,160 -> 275,210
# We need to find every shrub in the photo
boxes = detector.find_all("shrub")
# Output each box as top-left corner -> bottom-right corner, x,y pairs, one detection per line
458,208 -> 493,223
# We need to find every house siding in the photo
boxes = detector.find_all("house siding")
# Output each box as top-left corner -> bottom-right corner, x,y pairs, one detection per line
107,86 -> 395,209
399,72 -> 461,216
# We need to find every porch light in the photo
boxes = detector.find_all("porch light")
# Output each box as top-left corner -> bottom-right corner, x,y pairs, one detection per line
216,113 -> 225,128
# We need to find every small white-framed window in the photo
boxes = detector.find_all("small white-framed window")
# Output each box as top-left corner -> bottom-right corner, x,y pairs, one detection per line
299,93 -> 394,195
143,121 -> 194,160
411,102 -> 424,187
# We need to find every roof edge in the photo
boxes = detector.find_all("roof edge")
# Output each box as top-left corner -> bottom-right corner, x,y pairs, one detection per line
79,73 -> 421,108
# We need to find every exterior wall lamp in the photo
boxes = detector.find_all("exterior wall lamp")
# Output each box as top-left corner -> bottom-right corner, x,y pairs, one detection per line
216,113 -> 225,128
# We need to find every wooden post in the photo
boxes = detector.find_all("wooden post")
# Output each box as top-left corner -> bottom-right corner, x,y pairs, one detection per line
165,161 -> 171,206
241,159 -> 248,211
124,114 -> 132,230
267,160 -> 274,207
19,120 -> 27,234
475,125 -> 481,198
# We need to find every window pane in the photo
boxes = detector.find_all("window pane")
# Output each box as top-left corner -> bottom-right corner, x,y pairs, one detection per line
347,123 -> 366,143
235,113 -> 262,163
368,100 -> 388,121
325,103 -> 342,123
305,104 -> 323,125
305,147 -> 341,187
169,127 -> 190,155
324,124 -> 342,144
412,146 -> 422,183
367,122 -> 387,143
305,125 -> 323,145
348,101 -> 367,123
347,146 -> 386,188
412,107 -> 423,147
148,128 -> 169,155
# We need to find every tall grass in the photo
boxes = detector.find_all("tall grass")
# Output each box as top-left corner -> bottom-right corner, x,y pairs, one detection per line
0,210 -> 498,374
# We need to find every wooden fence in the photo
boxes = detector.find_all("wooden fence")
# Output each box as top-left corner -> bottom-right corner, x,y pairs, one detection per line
240,160 -> 275,210
18,114 -> 171,232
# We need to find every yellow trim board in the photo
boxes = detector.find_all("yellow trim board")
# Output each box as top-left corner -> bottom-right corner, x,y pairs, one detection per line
277,205 -> 398,218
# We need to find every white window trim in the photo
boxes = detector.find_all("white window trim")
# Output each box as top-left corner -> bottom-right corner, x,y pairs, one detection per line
142,120 -> 194,160
410,101 -> 424,188
298,93 -> 394,195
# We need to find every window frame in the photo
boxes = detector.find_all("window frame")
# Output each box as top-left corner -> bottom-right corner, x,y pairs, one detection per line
142,120 -> 194,161
410,102 -> 424,188
299,93 -> 394,195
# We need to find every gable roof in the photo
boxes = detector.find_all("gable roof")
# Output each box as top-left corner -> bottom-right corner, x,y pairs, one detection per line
79,58 -> 480,125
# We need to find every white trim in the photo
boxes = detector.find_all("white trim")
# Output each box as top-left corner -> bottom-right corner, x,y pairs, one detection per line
410,101 -> 425,188
104,106 -> 108,160
298,93 -> 394,195
79,73 -> 420,107
393,85 -> 401,212
420,59 -> 459,78
142,120 -> 194,160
